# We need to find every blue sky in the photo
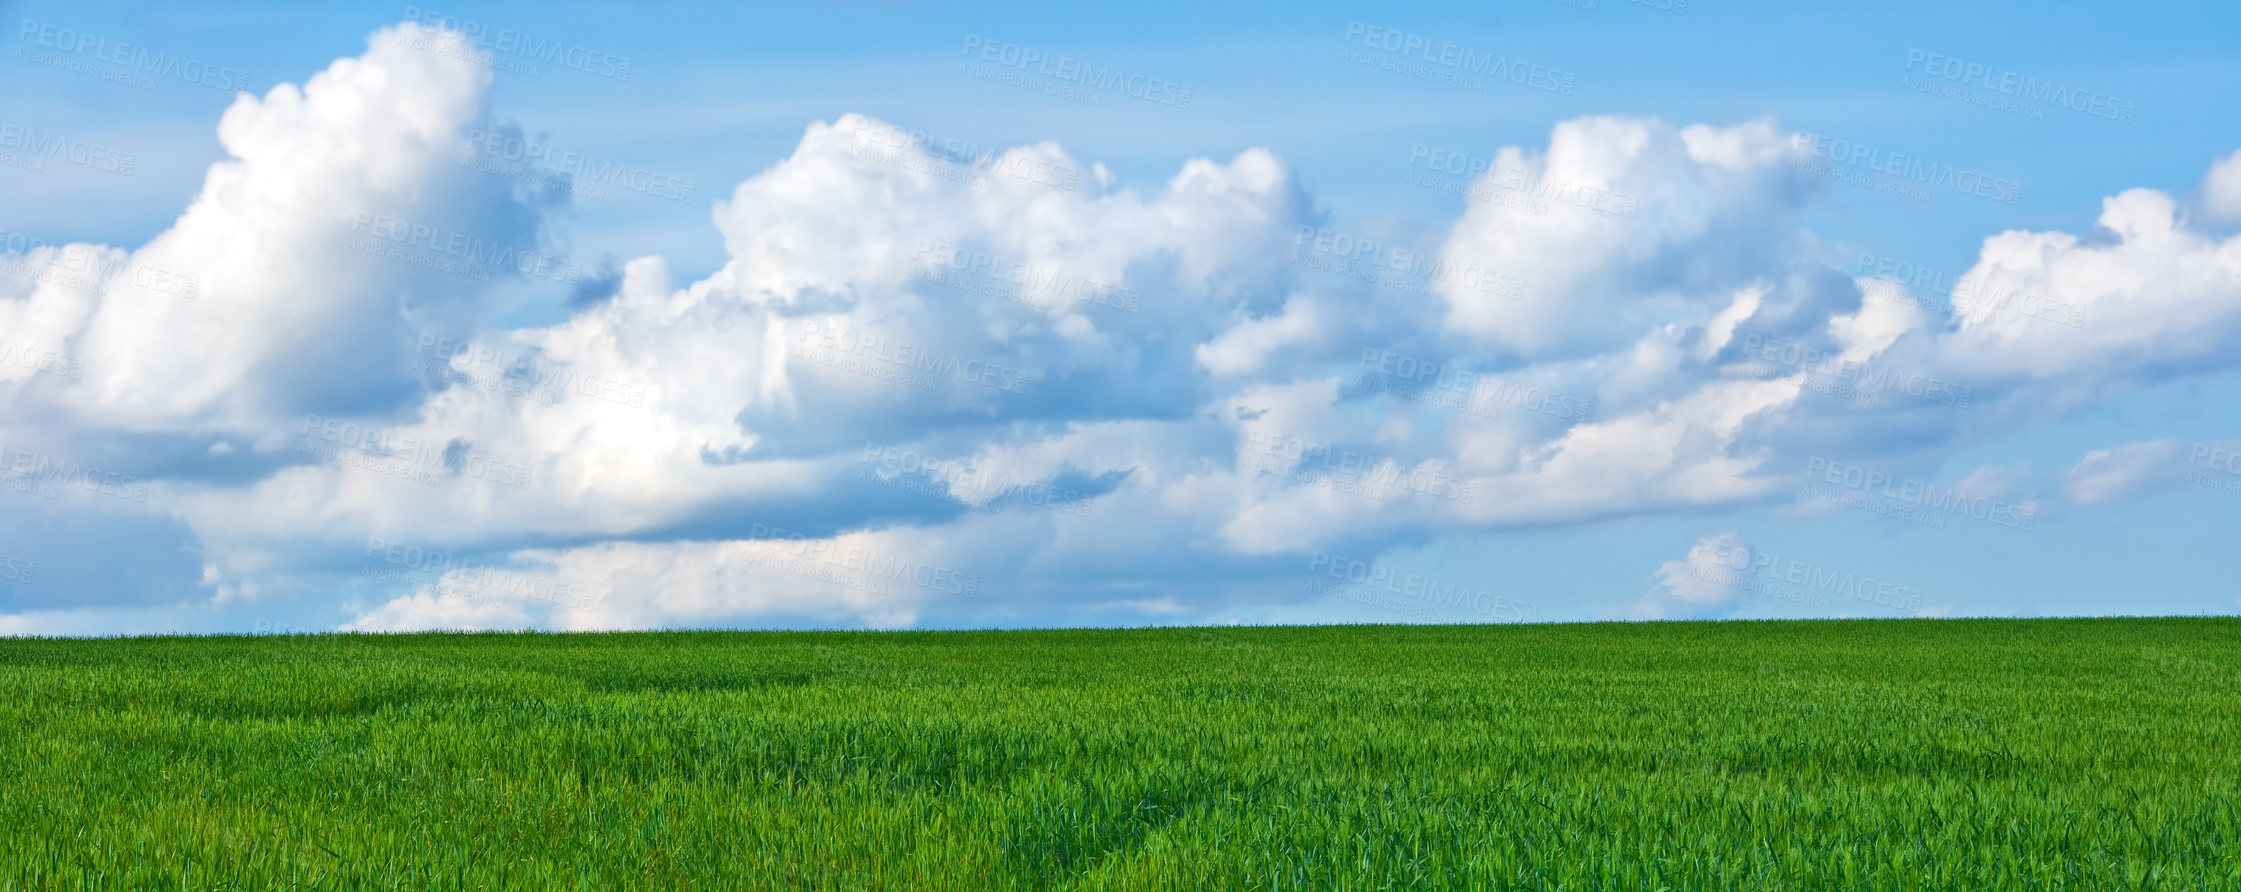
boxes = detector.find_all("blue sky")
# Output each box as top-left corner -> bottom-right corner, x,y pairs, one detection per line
2,0 -> 2239,633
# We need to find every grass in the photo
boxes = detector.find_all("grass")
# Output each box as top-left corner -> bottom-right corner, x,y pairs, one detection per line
1,618 -> 2237,890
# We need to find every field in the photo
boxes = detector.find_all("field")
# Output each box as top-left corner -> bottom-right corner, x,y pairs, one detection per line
2,619 -> 2238,890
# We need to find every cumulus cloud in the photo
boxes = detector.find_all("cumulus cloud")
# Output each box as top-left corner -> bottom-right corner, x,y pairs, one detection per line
1930,189 -> 2241,387
1,24 -> 557,432
345,526 -> 973,633
1436,116 -> 1816,357
1628,532 -> 1749,619
2062,439 -> 2197,506
2201,149 -> 2241,224
6,20 -> 2241,634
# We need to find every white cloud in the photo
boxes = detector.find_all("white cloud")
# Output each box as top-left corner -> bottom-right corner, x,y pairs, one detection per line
2062,439 -> 2189,505
1436,116 -> 1811,358
1935,189 -> 2241,384
1628,532 -> 1749,619
2201,149 -> 2241,224
344,523 -> 995,632
2,24 -> 554,432
340,590 -> 533,633
0,605 -> 219,637
8,23 -> 2241,634
1196,296 -> 1330,378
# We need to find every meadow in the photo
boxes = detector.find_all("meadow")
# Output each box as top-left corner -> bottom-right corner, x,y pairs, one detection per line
1,618 -> 2237,890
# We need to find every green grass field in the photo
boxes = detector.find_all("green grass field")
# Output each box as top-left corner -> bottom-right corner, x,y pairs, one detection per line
2,618 -> 2237,890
